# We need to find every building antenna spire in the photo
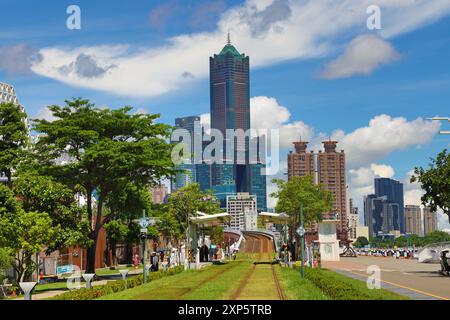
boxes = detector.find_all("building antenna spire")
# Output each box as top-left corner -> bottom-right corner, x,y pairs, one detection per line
227,32 -> 231,45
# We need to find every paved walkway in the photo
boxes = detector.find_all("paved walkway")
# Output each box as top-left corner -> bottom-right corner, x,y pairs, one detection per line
14,280 -> 109,300
323,256 -> 450,300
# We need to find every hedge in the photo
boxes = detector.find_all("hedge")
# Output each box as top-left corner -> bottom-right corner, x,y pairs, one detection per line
49,266 -> 184,300
294,266 -> 406,300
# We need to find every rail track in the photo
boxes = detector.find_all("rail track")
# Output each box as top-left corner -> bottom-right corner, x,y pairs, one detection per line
230,232 -> 285,300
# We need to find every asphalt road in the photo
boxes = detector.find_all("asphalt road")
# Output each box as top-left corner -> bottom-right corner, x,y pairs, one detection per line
323,256 -> 450,300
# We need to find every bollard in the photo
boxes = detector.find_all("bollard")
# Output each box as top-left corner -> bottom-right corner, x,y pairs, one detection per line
119,269 -> 129,289
82,273 -> 95,289
19,282 -> 37,301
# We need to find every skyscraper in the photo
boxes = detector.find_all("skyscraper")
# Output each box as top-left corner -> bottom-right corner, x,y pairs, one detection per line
287,140 -> 348,238
404,205 -> 422,235
209,36 -> 266,211
364,194 -> 399,237
423,207 -> 438,235
171,116 -> 202,192
374,178 -> 404,233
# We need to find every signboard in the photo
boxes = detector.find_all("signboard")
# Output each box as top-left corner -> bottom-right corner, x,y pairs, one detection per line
139,218 -> 154,229
56,264 -> 74,275
296,226 -> 305,237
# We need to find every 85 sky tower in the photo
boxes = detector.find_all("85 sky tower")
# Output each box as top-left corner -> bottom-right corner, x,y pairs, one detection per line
208,35 -> 267,211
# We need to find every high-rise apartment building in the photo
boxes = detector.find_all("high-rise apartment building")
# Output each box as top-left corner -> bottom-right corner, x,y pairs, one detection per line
150,185 -> 168,204
287,140 -> 347,238
375,178 -> 404,233
348,198 -> 359,240
226,193 -> 257,230
0,81 -> 20,104
404,205 -> 422,235
423,207 -> 438,235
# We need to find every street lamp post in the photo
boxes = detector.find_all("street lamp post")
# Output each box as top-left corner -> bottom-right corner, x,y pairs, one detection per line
139,210 -> 150,284
296,207 -> 306,278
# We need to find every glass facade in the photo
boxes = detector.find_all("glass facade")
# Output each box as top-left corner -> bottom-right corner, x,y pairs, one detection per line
374,178 -> 404,233
208,41 -> 267,211
171,116 -> 201,192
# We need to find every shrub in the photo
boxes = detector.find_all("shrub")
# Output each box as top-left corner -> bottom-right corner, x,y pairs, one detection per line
293,266 -> 405,300
49,266 -> 184,300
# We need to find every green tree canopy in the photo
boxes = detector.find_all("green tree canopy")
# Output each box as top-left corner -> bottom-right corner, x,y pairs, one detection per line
14,173 -> 88,252
0,185 -> 56,283
0,102 -> 29,188
32,98 -> 175,272
411,149 -> 450,222
271,176 -> 333,225
354,236 -> 369,248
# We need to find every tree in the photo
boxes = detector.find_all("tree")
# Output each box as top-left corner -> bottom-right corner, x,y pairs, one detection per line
167,183 -> 220,257
422,231 -> 450,246
354,236 -> 369,248
210,226 -> 224,245
0,102 -> 29,188
411,149 -> 450,222
0,248 -> 13,283
105,183 -> 153,264
103,220 -> 128,266
14,173 -> 88,252
32,98 -> 175,272
0,185 -> 56,283
271,176 -> 333,260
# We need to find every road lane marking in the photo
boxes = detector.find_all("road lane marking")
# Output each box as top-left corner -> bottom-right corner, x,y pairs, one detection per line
349,270 -> 449,300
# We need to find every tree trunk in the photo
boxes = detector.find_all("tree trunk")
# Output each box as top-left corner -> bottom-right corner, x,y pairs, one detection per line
6,170 -> 12,190
111,242 -> 117,266
85,240 -> 97,273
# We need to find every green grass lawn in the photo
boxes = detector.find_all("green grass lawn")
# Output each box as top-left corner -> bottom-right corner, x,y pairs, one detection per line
276,266 -> 329,300
35,281 -> 74,292
96,258 -> 409,301
98,261 -> 247,300
95,265 -> 142,276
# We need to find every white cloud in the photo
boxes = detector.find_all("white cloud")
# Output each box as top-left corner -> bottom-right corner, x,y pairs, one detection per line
320,35 -> 400,79
198,96 -> 314,149
30,0 -> 450,97
250,96 -> 314,149
33,107 -> 58,122
326,115 -> 440,168
348,163 -> 395,216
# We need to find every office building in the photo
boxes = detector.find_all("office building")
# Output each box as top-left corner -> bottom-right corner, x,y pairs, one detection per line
364,194 -> 400,237
287,140 -> 347,238
423,207 -> 438,235
171,116 -> 202,192
208,36 -> 267,210
226,192 -> 257,230
374,177 -> 404,233
404,205 -> 422,235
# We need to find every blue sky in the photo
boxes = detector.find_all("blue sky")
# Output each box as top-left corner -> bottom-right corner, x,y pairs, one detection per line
1,0 -> 449,227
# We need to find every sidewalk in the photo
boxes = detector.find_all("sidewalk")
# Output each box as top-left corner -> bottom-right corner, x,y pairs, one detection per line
13,280 -> 109,300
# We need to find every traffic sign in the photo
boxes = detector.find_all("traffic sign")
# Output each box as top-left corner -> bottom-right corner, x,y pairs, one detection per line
296,226 -> 306,237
